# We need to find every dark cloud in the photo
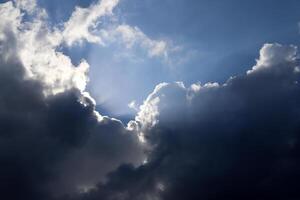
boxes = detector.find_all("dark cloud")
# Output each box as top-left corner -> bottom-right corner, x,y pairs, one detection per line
1,1 -> 300,200
70,44 -> 300,200
0,26 -> 144,200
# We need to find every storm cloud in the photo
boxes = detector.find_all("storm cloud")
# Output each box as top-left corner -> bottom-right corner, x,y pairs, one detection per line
1,1 -> 300,200
71,44 -> 300,200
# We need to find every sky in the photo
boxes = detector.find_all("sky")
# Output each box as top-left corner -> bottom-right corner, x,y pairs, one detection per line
32,0 -> 300,118
1,0 -> 300,200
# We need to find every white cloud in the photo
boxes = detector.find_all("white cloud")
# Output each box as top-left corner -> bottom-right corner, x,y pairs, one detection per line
133,82 -> 187,131
0,1 -> 89,96
0,0 -> 178,104
247,43 -> 298,74
13,0 -> 37,14
114,25 -> 168,58
54,0 -> 172,61
0,0 -> 177,133
128,100 -> 139,111
63,0 -> 119,46
0,1 -> 21,40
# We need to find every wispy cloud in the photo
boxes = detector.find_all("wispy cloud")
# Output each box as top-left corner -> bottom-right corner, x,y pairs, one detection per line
62,0 -> 119,46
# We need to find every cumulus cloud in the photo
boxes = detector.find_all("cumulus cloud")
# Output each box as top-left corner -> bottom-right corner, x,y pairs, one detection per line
0,1 -> 90,96
2,0 -> 300,200
0,1 -> 145,199
248,43 -> 298,74
70,43 -> 300,200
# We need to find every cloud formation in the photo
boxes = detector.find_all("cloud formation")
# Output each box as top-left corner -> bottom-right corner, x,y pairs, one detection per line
73,43 -> 300,200
1,0 -> 171,97
63,0 -> 119,46
1,0 -> 300,200
0,0 -> 90,96
0,1 -> 145,199
61,0 -> 170,59
113,25 -> 168,58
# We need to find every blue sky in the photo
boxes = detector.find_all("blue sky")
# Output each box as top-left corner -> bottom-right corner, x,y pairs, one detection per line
13,0 -> 300,117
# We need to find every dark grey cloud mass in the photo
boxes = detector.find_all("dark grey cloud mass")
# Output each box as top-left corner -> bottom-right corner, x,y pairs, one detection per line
1,1 -> 300,200
63,44 -> 300,200
0,20 -> 144,200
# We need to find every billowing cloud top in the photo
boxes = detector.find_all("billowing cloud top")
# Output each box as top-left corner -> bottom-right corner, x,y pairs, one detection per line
0,1 -> 300,200
88,43 -> 300,200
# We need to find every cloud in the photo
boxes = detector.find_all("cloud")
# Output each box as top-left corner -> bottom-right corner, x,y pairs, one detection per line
0,1 -> 90,96
0,30 -> 144,200
248,43 -> 298,74
63,0 -> 119,46
61,0 -> 170,59
113,25 -> 168,58
0,0 -> 172,98
2,0 -> 300,200
13,0 -> 37,14
128,100 -> 139,111
70,43 -> 300,200
0,1 -> 145,199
